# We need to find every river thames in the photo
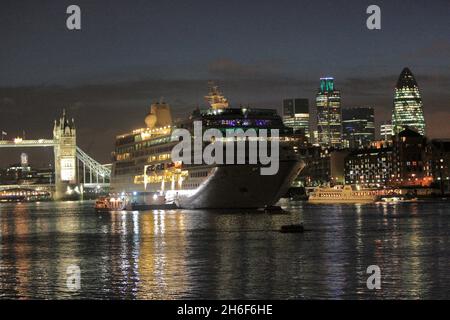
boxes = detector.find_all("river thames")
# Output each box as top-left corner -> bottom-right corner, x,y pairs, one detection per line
0,199 -> 449,299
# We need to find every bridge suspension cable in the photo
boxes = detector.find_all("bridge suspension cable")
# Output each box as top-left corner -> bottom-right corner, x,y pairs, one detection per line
76,147 -> 111,181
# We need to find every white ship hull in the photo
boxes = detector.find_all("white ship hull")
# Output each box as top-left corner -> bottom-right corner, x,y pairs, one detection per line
174,160 -> 303,209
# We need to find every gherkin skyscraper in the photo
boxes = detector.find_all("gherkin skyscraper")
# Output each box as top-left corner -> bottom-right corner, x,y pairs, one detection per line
392,67 -> 426,135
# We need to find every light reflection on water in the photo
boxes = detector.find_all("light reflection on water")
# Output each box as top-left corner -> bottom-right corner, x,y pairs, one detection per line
0,199 -> 450,299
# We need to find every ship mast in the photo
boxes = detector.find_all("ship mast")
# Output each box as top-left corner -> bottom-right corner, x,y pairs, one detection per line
204,81 -> 229,110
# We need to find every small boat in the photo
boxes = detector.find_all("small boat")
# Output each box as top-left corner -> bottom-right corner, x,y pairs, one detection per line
280,224 -> 304,233
94,192 -> 179,212
381,196 -> 402,203
380,194 -> 418,203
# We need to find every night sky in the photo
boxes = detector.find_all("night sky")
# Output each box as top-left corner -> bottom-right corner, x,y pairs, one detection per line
1,0 -> 449,167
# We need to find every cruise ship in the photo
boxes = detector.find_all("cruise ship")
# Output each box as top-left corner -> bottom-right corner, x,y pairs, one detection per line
109,85 -> 304,209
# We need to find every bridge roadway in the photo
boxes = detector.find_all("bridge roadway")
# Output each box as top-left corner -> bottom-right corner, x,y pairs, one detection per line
0,139 -> 55,147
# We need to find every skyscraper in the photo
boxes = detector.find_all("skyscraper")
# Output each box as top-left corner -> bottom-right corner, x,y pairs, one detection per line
282,98 -> 310,139
392,67 -> 426,135
342,107 -> 375,149
316,77 -> 342,148
380,122 -> 394,142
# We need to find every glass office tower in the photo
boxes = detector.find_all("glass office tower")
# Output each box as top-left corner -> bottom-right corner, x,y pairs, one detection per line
342,107 -> 375,149
392,67 -> 426,135
316,77 -> 342,148
282,98 -> 310,139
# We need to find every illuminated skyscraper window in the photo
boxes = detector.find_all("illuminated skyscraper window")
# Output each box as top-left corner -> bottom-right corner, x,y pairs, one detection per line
392,68 -> 426,135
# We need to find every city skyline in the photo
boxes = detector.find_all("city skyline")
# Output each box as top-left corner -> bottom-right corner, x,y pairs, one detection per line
0,67 -> 445,167
1,0 -> 450,166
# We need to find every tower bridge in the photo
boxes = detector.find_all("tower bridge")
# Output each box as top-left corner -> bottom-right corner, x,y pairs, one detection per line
0,110 -> 111,200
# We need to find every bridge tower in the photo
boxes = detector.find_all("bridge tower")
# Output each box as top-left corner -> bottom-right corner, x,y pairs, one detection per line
53,110 -> 77,200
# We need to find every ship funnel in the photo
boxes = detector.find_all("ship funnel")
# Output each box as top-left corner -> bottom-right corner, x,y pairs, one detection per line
145,101 -> 173,128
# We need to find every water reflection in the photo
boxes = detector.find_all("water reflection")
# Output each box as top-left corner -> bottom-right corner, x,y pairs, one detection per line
0,200 -> 449,299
